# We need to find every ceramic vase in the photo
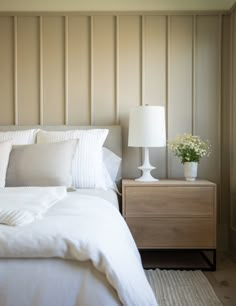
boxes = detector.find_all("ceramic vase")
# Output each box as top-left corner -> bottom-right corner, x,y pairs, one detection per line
184,162 -> 198,181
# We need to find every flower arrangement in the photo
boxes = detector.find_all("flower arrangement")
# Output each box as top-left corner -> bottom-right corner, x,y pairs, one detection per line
168,134 -> 211,164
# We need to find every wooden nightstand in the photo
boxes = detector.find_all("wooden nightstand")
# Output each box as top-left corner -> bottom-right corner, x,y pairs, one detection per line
122,179 -> 217,270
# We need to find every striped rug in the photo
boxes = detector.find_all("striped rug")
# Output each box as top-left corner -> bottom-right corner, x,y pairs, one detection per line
145,269 -> 222,306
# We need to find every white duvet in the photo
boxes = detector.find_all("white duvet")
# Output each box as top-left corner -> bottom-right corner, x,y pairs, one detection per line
0,187 -> 66,226
0,190 -> 157,306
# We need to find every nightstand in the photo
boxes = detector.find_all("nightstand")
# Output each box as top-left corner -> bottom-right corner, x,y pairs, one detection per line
122,179 -> 217,270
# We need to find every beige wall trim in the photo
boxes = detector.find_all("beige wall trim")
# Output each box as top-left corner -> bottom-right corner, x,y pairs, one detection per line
229,11 -> 233,182
230,10 -> 234,229
141,15 -> 144,105
230,10 -> 235,230
39,16 -> 44,124
13,16 -> 18,125
166,15 -> 170,178
64,16 -> 69,125
192,15 -> 196,135
115,15 -> 119,124
140,15 -> 144,166
0,11 -> 230,17
89,16 -> 94,125
218,14 -> 223,223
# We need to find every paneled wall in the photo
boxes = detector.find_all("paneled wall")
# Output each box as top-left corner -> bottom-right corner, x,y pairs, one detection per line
230,5 -> 236,252
0,12 -> 228,247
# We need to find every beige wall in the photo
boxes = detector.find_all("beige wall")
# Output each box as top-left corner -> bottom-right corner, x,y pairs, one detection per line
0,0 -> 234,11
0,11 -> 230,249
229,6 -> 236,253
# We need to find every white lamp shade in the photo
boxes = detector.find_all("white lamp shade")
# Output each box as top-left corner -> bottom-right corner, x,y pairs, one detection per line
128,105 -> 166,147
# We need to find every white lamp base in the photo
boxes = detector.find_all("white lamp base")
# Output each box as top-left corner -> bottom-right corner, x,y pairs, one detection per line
135,147 -> 159,182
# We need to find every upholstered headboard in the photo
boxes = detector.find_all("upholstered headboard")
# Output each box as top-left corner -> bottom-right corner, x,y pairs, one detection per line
0,125 -> 122,158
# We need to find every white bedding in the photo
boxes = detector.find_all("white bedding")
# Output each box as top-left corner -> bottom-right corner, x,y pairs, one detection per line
0,190 -> 157,306
0,259 -> 122,306
73,188 -> 119,209
0,186 -> 66,226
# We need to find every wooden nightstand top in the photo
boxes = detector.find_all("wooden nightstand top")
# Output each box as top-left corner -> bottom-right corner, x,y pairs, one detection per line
122,179 -> 216,187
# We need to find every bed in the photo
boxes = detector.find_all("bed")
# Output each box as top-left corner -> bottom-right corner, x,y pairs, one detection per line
0,126 -> 157,306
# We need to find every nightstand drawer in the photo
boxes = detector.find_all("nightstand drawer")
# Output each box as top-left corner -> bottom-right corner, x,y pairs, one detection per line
124,186 -> 214,217
126,217 -> 216,249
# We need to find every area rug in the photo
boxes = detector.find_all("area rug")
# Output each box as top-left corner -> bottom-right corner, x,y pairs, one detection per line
145,269 -> 222,306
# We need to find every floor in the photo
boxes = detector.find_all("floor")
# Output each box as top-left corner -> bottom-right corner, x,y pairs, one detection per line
141,250 -> 236,306
204,252 -> 236,306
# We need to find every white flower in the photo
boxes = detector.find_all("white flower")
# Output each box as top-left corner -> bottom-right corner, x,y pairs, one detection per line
168,134 -> 211,164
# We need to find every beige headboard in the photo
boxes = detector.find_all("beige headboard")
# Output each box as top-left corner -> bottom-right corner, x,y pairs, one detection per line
0,125 -> 122,158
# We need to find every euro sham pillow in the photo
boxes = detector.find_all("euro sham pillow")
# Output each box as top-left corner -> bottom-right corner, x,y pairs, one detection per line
6,140 -> 77,187
102,147 -> 122,183
37,129 -> 109,189
0,141 -> 12,187
0,129 -> 37,145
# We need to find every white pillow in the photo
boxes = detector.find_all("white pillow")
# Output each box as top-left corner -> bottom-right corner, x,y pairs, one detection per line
6,140 -> 77,187
102,147 -> 122,182
0,141 -> 12,187
0,129 -> 37,145
37,129 -> 109,189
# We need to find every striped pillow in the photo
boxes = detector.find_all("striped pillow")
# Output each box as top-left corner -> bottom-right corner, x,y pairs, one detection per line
0,129 -> 37,145
0,141 -> 12,187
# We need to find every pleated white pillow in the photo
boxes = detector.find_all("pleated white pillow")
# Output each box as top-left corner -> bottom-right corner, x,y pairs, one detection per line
37,129 -> 109,189
0,141 -> 12,187
0,129 -> 37,145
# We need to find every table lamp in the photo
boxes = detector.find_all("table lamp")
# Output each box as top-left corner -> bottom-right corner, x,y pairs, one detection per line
128,105 -> 166,181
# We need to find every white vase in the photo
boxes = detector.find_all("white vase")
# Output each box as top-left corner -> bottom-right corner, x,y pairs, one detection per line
184,162 -> 198,181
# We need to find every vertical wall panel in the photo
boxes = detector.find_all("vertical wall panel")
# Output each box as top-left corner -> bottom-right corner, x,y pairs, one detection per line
229,7 -> 236,252
0,13 -> 224,181
13,16 -> 18,124
68,16 -> 90,125
0,17 -> 14,124
43,16 -> 64,124
168,16 -> 193,178
218,14 -> 231,249
232,10 -> 236,229
221,15 -> 230,226
18,17 -> 39,124
195,16 -> 220,182
64,16 -> 69,124
93,16 -> 115,125
119,16 -> 141,178
144,15 -> 167,178
39,16 -> 44,124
